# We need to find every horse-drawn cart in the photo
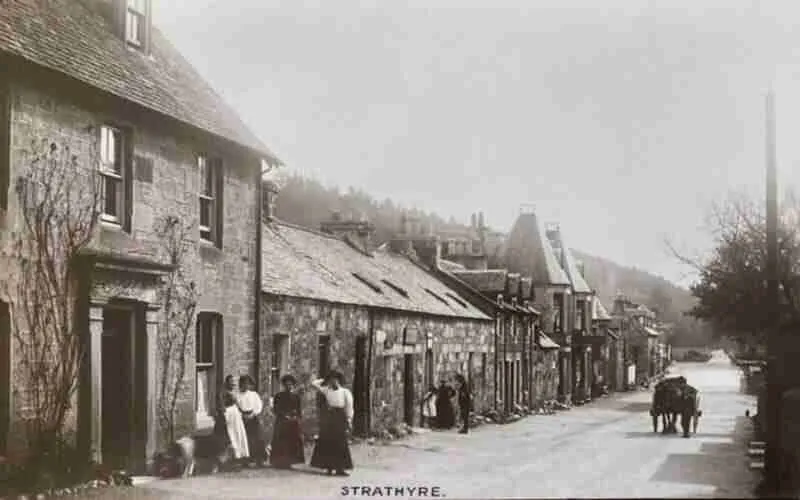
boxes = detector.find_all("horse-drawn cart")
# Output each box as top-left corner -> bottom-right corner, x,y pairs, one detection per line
650,376 -> 701,437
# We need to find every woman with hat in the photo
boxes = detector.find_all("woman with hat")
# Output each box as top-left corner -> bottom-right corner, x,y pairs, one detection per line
269,374 -> 305,469
309,370 -> 354,476
237,374 -> 268,467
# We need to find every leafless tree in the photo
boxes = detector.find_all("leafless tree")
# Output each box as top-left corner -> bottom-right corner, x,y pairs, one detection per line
667,190 -> 800,347
154,214 -> 198,444
5,138 -> 101,458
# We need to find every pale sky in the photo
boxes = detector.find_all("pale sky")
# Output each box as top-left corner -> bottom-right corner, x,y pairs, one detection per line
153,0 -> 800,288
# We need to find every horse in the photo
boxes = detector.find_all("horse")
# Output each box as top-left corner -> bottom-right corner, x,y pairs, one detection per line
651,378 -> 682,434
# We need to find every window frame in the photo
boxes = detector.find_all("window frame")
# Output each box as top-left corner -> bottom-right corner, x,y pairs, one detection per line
318,335 -> 331,378
197,154 -> 223,247
270,334 -> 289,393
195,313 -> 222,428
125,0 -> 147,47
99,125 -> 131,230
576,299 -> 586,331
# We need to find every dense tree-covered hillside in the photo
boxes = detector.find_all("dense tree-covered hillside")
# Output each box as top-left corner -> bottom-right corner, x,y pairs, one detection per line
271,173 -> 712,347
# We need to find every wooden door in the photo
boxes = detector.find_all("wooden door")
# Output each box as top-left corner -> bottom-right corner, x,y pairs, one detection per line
353,336 -> 368,436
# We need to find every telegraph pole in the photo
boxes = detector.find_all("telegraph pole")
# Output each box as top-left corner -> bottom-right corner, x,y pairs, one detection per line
764,90 -> 781,493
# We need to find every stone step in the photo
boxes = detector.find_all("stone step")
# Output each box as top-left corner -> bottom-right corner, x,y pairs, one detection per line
750,461 -> 765,470
748,448 -> 765,456
750,441 -> 766,448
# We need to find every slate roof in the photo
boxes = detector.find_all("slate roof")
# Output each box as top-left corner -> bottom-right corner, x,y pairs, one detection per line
451,269 -> 508,295
591,297 -> 612,321
261,221 -> 490,320
505,212 -> 571,287
547,229 -> 593,294
0,0 -> 279,161
537,333 -> 560,349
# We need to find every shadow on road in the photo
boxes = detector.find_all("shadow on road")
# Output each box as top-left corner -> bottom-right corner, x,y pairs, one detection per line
649,417 -> 757,497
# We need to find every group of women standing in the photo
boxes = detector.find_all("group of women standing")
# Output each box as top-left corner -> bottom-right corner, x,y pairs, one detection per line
422,374 -> 472,434
215,370 -> 354,476
215,374 -> 270,467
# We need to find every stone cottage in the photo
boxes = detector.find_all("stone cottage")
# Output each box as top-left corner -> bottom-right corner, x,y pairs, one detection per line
0,0 -> 278,472
259,209 -> 495,438
611,295 -> 662,385
441,269 -> 540,414
589,296 -> 616,395
505,209 -> 575,404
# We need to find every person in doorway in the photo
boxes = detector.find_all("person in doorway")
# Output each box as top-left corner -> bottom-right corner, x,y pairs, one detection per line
435,379 -> 456,429
309,370 -> 354,476
269,374 -> 305,469
421,385 -> 437,428
455,374 -> 472,434
237,375 -> 268,467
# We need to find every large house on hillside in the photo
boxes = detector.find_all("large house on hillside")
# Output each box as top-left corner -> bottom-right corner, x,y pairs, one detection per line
504,210 -> 575,404
544,225 -> 596,405
0,0 -> 279,472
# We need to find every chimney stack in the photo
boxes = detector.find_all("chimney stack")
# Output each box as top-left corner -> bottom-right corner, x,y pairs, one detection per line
320,211 -> 375,254
471,213 -> 477,228
390,213 -> 441,269
478,212 -> 485,229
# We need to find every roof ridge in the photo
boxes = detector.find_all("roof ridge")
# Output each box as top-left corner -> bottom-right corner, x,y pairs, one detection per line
269,219 -> 345,242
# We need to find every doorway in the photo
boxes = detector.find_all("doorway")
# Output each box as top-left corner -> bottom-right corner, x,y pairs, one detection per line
353,336 -> 368,436
403,354 -> 414,426
424,348 -> 434,391
504,360 -> 512,413
101,306 -> 135,469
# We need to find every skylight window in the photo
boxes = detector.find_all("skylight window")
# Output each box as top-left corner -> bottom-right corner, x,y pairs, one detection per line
423,288 -> 449,306
445,292 -> 469,309
352,273 -> 383,294
381,279 -> 409,298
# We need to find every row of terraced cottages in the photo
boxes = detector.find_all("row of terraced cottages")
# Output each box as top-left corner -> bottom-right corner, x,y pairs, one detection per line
0,0 -> 667,476
256,199 -> 564,439
0,0 -> 565,473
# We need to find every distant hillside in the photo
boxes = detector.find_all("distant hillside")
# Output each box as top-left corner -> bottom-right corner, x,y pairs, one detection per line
271,173 -> 711,347
570,250 -> 696,318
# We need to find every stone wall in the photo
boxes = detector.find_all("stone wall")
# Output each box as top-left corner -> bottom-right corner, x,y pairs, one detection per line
260,295 -> 495,439
0,81 -> 260,456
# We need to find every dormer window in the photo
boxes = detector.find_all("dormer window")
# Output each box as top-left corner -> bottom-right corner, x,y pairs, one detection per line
126,0 -> 147,48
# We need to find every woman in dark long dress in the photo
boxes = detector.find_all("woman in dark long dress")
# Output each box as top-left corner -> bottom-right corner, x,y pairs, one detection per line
309,370 -> 354,476
237,375 -> 268,467
269,374 -> 305,469
435,380 -> 456,429
455,374 -> 472,434
212,375 -> 237,458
